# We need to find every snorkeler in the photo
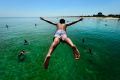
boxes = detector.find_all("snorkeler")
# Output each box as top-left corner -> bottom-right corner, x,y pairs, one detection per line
35,24 -> 37,26
6,24 -> 8,28
18,49 -> 26,61
24,39 -> 29,45
82,38 -> 85,44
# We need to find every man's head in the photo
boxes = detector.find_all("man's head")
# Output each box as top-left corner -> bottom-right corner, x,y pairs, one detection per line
59,19 -> 65,24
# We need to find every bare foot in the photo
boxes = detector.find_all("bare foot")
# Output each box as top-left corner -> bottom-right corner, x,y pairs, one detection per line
73,47 -> 80,59
43,56 -> 50,69
74,53 -> 80,60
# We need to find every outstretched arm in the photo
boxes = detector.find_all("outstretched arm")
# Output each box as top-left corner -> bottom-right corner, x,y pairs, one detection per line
40,17 -> 56,25
66,18 -> 83,26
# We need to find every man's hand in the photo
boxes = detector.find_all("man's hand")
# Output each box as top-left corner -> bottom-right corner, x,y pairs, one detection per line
66,17 -> 83,26
40,17 -> 44,20
78,18 -> 83,21
40,17 -> 56,25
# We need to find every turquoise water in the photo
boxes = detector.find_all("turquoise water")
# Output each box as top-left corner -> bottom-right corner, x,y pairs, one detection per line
0,17 -> 120,80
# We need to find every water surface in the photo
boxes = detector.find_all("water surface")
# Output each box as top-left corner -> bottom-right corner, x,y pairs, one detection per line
0,17 -> 120,80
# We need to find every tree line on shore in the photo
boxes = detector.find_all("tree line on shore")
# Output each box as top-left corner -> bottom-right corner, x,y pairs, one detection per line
81,12 -> 120,18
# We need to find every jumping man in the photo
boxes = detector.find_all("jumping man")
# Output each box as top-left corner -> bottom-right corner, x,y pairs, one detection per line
40,17 -> 83,69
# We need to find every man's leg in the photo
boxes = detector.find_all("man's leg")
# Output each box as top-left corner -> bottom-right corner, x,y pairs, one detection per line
64,38 -> 80,59
44,37 -> 60,69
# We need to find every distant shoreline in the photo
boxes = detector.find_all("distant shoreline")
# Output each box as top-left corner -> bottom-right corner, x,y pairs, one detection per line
81,17 -> 119,19
0,16 -> 119,19
44,16 -> 120,19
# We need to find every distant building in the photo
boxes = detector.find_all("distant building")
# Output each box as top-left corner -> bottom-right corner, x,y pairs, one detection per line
98,12 -> 103,16
93,12 -> 105,17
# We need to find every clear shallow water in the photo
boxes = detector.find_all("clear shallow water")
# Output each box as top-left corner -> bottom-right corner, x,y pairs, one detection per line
0,17 -> 120,80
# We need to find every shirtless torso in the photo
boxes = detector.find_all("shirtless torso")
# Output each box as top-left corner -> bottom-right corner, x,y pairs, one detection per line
56,23 -> 66,31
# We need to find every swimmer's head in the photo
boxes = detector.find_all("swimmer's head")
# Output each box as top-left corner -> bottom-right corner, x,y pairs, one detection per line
59,19 -> 65,24
22,49 -> 25,53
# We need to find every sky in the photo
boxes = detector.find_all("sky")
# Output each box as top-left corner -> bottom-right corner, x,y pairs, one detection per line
0,0 -> 120,17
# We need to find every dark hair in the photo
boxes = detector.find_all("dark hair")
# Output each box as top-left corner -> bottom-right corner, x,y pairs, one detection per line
59,19 -> 65,24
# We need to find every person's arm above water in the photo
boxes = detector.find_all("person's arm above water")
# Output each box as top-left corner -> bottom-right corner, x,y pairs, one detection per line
40,17 -> 57,25
66,18 -> 83,26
